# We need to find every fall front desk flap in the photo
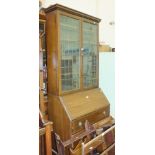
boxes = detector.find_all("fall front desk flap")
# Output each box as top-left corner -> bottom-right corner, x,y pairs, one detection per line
60,88 -> 110,121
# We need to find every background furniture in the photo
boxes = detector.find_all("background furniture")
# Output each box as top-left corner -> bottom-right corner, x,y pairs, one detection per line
39,12 -> 48,120
39,121 -> 53,155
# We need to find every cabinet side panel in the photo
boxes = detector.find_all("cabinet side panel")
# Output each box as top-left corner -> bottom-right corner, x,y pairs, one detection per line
48,94 -> 71,141
46,11 -> 59,95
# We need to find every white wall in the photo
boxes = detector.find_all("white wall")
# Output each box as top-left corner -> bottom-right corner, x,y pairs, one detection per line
99,53 -> 115,117
97,0 -> 115,47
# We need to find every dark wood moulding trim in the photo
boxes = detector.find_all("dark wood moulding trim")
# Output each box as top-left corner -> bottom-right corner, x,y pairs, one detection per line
39,13 -> 46,20
44,4 -> 101,23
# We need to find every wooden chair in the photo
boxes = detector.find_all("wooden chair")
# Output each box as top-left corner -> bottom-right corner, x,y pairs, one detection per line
39,121 -> 53,155
53,117 -> 114,155
100,143 -> 115,155
81,125 -> 115,155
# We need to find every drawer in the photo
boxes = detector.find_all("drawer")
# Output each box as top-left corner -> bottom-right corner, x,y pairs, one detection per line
71,106 -> 110,134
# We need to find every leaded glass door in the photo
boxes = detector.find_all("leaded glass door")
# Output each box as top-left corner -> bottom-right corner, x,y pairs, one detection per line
82,22 -> 98,88
60,15 -> 81,92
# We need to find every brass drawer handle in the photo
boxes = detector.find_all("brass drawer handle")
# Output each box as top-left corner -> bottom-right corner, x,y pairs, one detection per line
85,96 -> 89,99
78,121 -> 82,127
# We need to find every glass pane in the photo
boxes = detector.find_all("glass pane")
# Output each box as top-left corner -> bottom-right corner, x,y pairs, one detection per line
83,22 -> 97,88
60,15 -> 80,92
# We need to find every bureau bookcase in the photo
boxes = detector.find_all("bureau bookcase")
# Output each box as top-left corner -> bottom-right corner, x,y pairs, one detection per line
45,4 -> 111,142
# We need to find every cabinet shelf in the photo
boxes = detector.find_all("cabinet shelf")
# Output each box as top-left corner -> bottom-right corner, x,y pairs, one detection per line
83,29 -> 96,33
61,39 -> 80,42
60,23 -> 79,29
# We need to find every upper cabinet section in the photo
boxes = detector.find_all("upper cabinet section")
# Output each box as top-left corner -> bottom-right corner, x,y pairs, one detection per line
45,4 -> 101,95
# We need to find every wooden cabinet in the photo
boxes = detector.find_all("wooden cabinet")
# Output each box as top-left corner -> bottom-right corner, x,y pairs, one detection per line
45,4 -> 100,95
45,4 -> 111,145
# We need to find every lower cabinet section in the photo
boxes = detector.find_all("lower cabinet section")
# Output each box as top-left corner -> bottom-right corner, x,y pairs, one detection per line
48,88 -> 110,141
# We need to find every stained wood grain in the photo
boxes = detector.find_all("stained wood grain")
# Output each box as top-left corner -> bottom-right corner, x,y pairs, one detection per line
61,88 -> 110,120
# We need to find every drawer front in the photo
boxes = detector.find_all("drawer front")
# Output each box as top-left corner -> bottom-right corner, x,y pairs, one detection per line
71,106 -> 110,134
